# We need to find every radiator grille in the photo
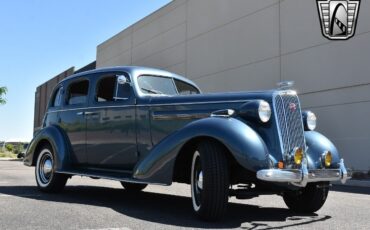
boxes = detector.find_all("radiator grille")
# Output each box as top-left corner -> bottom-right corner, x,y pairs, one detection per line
274,92 -> 306,157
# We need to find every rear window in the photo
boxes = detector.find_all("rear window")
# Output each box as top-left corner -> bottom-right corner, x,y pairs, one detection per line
66,80 -> 89,105
50,86 -> 63,107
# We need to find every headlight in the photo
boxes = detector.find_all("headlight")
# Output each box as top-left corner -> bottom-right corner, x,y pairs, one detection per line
239,100 -> 271,123
258,101 -> 271,123
303,111 -> 317,131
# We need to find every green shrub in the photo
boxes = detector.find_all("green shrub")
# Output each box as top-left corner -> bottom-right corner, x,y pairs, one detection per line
5,144 -> 13,152
0,152 -> 17,158
11,144 -> 23,155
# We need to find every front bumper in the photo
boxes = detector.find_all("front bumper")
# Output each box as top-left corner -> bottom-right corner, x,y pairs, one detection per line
257,158 -> 350,187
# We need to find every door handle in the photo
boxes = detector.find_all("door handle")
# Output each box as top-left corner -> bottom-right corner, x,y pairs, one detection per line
84,112 -> 98,115
76,111 -> 98,116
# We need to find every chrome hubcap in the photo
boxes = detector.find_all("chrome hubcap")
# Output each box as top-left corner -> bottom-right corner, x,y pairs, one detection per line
43,159 -> 52,177
191,151 -> 202,211
197,171 -> 203,190
38,151 -> 53,185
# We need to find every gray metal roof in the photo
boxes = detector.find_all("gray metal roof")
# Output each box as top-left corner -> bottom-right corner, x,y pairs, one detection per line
62,66 -> 199,90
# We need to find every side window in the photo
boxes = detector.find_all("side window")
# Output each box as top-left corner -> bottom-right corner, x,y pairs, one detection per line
50,87 -> 63,107
96,76 -> 116,102
66,80 -> 89,105
95,74 -> 131,103
174,79 -> 200,95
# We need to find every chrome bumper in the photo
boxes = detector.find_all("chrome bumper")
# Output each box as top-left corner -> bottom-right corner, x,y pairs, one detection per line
257,158 -> 350,187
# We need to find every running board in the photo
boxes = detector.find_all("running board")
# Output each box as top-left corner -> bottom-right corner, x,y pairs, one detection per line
57,169 -> 167,186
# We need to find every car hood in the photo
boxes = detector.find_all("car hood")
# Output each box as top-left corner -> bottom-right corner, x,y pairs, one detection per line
142,90 -> 277,106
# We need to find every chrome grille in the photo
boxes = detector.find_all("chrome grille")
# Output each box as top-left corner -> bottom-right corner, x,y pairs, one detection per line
274,91 -> 306,157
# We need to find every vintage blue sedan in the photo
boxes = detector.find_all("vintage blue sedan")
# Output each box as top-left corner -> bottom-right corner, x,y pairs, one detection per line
24,66 -> 350,221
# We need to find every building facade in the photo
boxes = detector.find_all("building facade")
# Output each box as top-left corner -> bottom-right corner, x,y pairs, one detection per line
46,0 -> 370,171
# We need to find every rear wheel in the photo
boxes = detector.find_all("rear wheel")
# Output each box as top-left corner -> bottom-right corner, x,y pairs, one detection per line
283,182 -> 329,213
35,145 -> 68,193
120,182 -> 147,192
191,140 -> 230,221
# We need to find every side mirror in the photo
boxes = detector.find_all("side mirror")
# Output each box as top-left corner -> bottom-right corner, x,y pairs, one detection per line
117,75 -> 128,85
115,75 -> 131,101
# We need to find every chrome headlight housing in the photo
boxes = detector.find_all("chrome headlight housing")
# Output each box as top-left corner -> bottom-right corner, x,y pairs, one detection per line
303,111 -> 317,131
239,100 -> 271,123
258,101 -> 271,123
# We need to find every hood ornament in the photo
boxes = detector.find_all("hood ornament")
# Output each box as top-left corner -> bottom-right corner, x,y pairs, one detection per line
277,81 -> 295,90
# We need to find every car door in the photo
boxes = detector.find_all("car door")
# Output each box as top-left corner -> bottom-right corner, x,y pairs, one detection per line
85,72 -> 137,171
59,77 -> 91,166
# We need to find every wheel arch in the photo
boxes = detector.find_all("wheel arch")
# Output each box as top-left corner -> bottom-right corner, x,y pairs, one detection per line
32,139 -> 53,166
172,136 -> 239,184
305,131 -> 341,169
133,117 -> 270,185
24,125 -> 71,171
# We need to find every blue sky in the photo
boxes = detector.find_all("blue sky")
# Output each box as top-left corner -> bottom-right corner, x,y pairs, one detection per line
0,0 -> 170,141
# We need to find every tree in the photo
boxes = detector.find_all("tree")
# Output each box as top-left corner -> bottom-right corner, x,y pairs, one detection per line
0,86 -> 7,105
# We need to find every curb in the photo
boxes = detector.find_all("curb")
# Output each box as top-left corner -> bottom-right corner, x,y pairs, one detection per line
0,158 -> 23,161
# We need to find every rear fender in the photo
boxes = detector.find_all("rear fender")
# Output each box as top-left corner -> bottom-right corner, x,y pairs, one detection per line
24,125 -> 71,171
133,117 -> 269,184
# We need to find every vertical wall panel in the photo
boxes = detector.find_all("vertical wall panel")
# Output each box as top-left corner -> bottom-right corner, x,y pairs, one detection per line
94,0 -> 370,171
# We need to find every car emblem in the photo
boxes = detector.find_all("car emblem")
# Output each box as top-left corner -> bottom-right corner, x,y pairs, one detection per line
289,103 -> 297,112
317,0 -> 360,40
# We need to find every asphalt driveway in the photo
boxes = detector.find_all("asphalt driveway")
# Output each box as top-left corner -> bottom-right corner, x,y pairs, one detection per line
0,159 -> 369,230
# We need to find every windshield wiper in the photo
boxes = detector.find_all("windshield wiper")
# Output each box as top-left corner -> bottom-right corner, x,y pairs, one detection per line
141,87 -> 165,95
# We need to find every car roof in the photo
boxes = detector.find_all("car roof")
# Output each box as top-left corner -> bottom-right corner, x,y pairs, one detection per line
61,66 -> 200,90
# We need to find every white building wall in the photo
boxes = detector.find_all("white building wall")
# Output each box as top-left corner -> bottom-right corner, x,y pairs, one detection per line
97,0 -> 370,171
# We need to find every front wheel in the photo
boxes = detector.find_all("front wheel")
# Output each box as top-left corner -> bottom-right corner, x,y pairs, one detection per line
191,140 -> 230,221
35,145 -> 68,193
283,182 -> 329,213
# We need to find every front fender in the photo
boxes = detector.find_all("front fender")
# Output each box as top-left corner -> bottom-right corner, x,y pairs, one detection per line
133,117 -> 269,184
23,125 -> 71,171
305,131 -> 341,169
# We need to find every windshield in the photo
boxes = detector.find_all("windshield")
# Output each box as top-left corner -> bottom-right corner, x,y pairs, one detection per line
138,75 -> 199,96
